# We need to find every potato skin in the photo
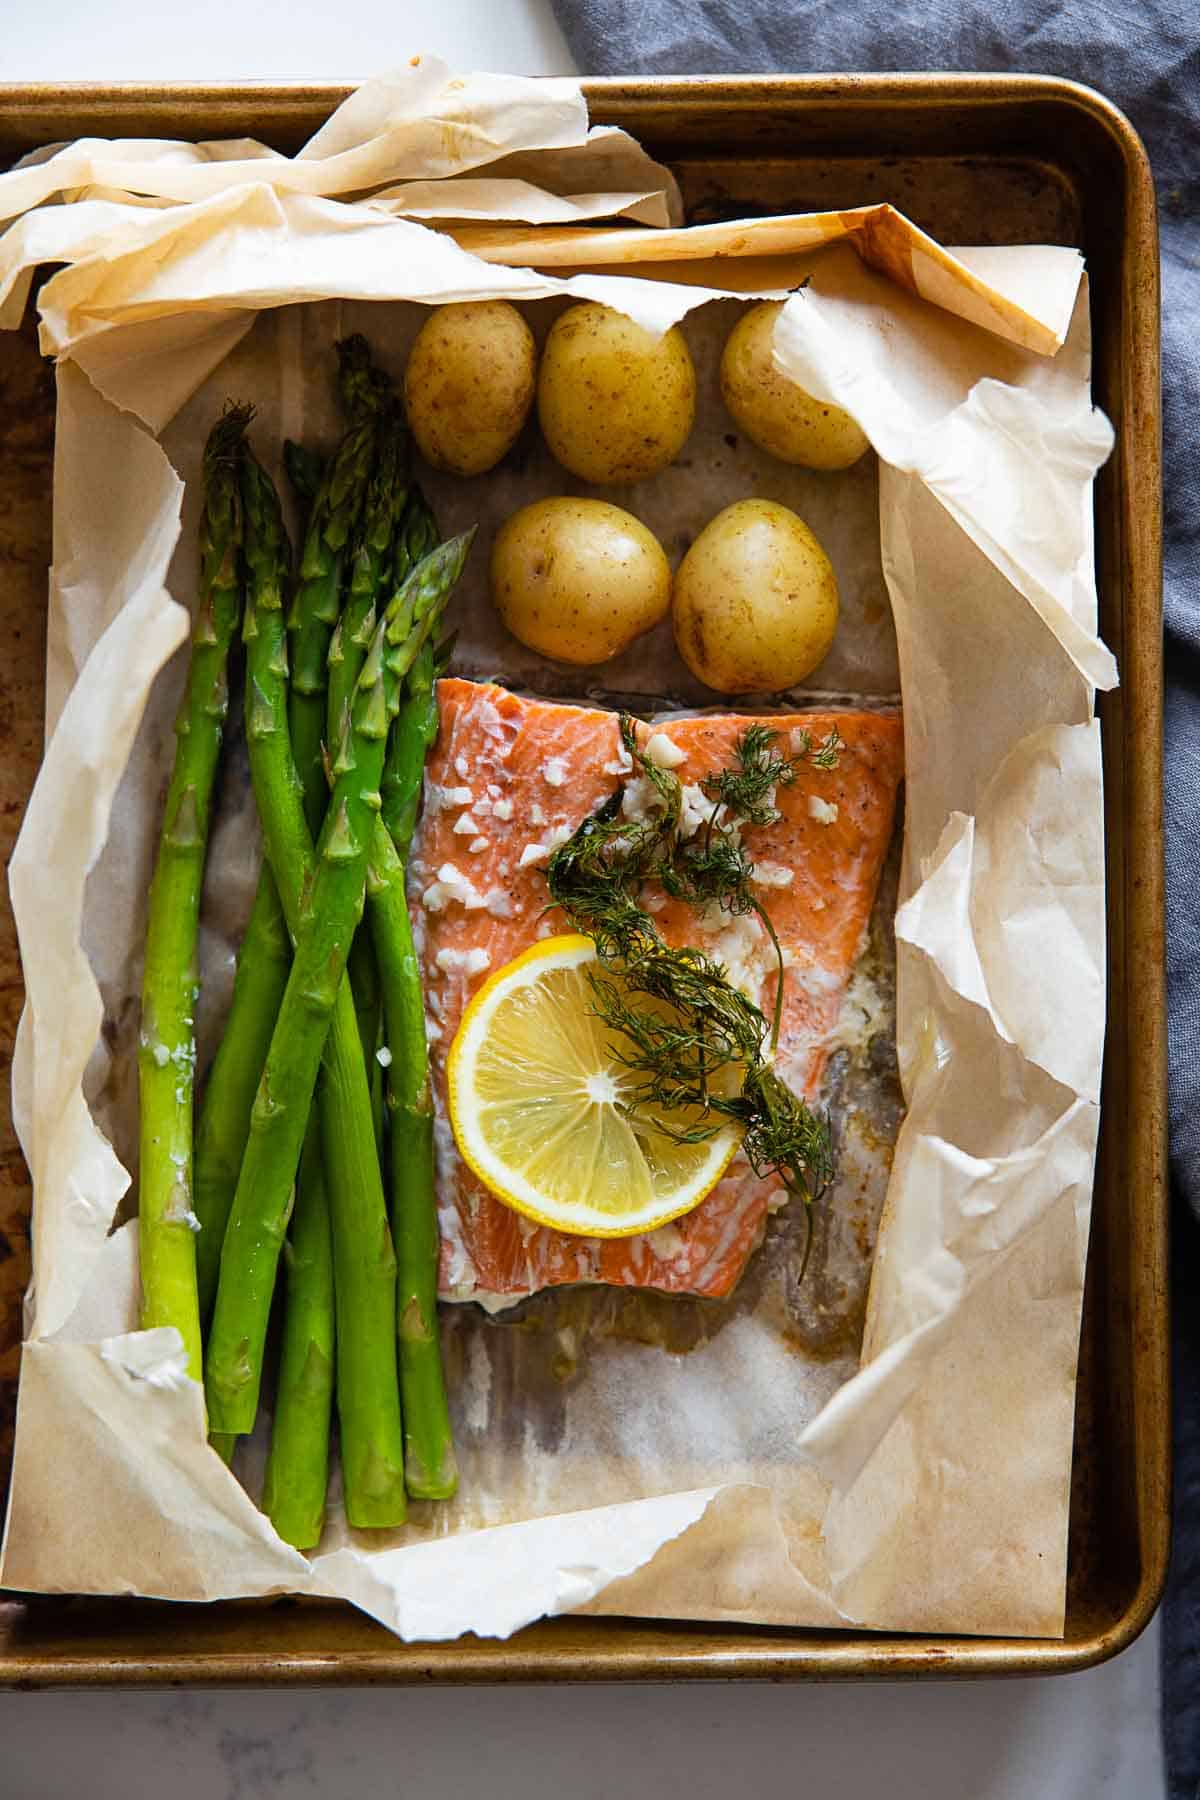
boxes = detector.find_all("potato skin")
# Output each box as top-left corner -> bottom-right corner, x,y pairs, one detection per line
672,498 -> 839,693
537,302 -> 696,485
720,301 -> 870,471
490,498 -> 671,666
404,300 -> 536,476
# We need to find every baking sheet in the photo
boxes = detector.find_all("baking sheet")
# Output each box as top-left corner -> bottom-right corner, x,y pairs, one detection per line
0,61 -> 1115,1641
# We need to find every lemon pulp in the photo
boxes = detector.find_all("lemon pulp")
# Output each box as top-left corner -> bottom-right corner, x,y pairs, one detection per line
447,935 -> 740,1238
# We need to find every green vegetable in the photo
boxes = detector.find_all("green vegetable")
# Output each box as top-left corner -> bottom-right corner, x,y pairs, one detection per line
227,442 -> 340,1540
347,927 -> 386,1162
327,406 -> 408,762
209,444 -> 404,1526
193,350 -> 384,1319
138,407 -> 248,1381
204,521 -> 472,1461
283,439 -> 326,508
193,875 -> 290,1322
284,353 -> 413,1527
289,336 -> 388,842
371,490 -> 457,1497
369,636 -> 457,1499
399,484 -> 440,574
378,487 -> 441,851
261,1119 -> 335,1549
328,404 -> 408,1165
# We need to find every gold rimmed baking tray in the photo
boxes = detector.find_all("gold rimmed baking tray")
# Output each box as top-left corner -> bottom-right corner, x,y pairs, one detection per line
0,72 -> 1166,1683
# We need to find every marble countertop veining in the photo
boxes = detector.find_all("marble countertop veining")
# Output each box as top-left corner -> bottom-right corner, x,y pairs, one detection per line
0,1612 -> 1166,1799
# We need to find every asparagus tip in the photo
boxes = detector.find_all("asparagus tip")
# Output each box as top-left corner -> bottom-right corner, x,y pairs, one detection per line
206,402 -> 254,470
335,334 -> 393,421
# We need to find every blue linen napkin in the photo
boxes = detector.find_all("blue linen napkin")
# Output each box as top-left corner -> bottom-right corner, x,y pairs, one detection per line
548,0 -> 1197,1782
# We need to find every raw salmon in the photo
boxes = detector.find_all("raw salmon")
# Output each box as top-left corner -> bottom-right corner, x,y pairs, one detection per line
410,679 -> 904,1305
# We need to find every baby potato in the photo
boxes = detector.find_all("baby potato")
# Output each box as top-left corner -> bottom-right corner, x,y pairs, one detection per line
537,302 -> 696,485
404,300 -> 536,476
720,301 -> 870,471
672,498 -> 839,693
491,497 -> 671,666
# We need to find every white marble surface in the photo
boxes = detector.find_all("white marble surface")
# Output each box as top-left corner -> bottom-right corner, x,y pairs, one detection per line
0,1617 -> 1166,1797
0,7 -> 1167,1794
0,0 -> 576,81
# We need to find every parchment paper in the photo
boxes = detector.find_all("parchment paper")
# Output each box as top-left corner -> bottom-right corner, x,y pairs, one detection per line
0,60 -> 1114,1641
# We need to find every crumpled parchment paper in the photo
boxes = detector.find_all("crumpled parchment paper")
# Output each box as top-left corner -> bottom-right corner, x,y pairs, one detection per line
0,58 -> 1113,1641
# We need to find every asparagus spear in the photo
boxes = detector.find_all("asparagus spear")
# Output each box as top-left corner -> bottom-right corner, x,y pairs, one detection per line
138,408 -> 248,1380
368,637 -> 458,1499
205,512 -> 474,1452
289,336 -> 387,842
374,489 -> 439,852
283,439 -> 326,509
328,408 -> 408,1160
261,1120 -> 335,1549
371,487 -> 457,1496
284,358 -> 417,1527
402,483 -> 440,570
380,630 -> 441,853
193,876 -> 290,1319
193,378 -> 376,1316
222,446 -> 408,1525
230,444 -> 339,1537
327,407 -> 408,762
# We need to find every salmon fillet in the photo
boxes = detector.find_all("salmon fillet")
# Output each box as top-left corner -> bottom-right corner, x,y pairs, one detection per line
410,679 -> 904,1305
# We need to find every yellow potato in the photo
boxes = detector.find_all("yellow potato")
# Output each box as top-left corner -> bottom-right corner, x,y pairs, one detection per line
537,302 -> 696,485
672,498 -> 839,692
404,300 -> 536,476
720,301 -> 870,471
491,498 -> 671,666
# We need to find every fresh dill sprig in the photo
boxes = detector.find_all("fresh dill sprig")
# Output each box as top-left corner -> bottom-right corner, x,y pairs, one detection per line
808,724 -> 844,771
667,721 -> 841,1049
545,714 -> 843,1222
590,944 -> 763,1121
700,722 -> 792,825
698,720 -> 844,823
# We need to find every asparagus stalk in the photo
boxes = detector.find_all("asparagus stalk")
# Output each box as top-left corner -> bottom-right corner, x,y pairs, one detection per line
369,638 -> 458,1499
231,444 -> 340,1536
375,490 -> 439,852
327,407 -> 408,761
380,634 -> 441,854
313,974 -> 399,1522
193,389 -> 373,1316
219,445 -> 406,1525
193,876 -> 290,1319
138,408 -> 248,1380
289,336 -> 387,841
284,356 -> 414,1527
283,439 -> 326,509
400,484 -> 440,575
261,1119 -> 335,1549
346,927 -> 386,1161
328,407 -> 408,1161
372,490 -> 457,1496
205,487 -> 472,1454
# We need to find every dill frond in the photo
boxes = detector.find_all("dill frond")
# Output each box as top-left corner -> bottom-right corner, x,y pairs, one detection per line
810,725 -> 844,770
674,723 -> 841,1049
700,722 -> 791,826
544,713 -> 842,1227
700,720 -> 843,821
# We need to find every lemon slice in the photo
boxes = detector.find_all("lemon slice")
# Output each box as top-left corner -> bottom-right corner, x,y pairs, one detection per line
447,934 -> 741,1238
